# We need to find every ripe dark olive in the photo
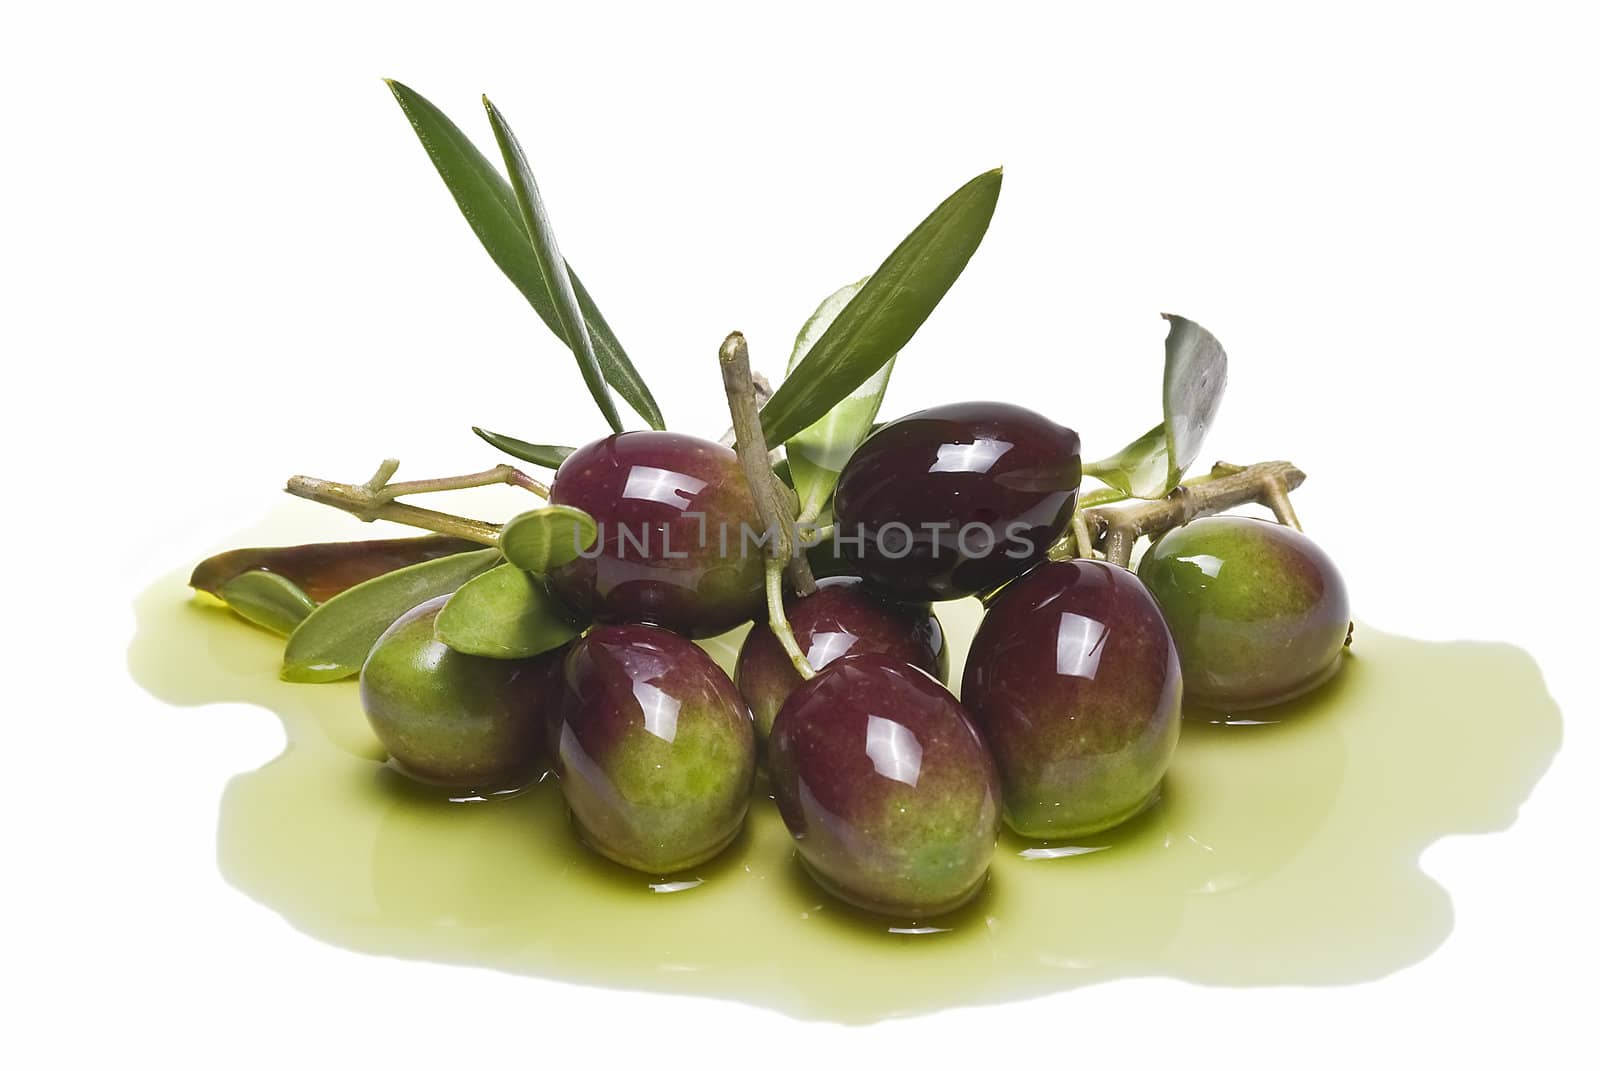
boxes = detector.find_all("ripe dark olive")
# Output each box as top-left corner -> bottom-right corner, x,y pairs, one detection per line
962,560 -> 1182,838
769,654 -> 1001,918
359,595 -> 563,791
1137,516 -> 1351,710
547,431 -> 766,638
735,576 -> 947,748
551,623 -> 755,873
832,402 -> 1081,601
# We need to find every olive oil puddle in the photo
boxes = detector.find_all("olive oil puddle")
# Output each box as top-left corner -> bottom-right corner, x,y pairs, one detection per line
128,516 -> 1561,1023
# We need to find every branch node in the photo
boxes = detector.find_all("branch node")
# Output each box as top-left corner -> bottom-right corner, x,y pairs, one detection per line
1068,460 -> 1311,564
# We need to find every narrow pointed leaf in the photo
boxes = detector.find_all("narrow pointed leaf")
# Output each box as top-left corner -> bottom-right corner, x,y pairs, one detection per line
499,505 -> 598,574
282,548 -> 501,683
760,168 -> 1002,445
783,279 -> 897,521
190,534 -> 481,603
483,96 -> 621,433
1083,315 -> 1229,499
385,80 -> 665,429
435,564 -> 582,659
216,571 -> 318,636
571,271 -> 660,427
472,427 -> 576,469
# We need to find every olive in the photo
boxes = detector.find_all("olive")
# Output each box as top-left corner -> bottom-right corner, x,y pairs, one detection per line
832,402 -> 1081,601
360,595 -> 562,791
769,654 -> 1001,917
962,559 -> 1182,838
1137,515 -> 1351,710
551,623 -> 755,873
547,431 -> 766,637
735,576 -> 947,748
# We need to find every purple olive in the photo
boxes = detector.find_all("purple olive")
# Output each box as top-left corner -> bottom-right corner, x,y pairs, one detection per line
551,623 -> 755,873
547,431 -> 766,637
769,654 -> 1001,917
735,576 -> 947,748
962,560 -> 1182,838
832,402 -> 1081,601
359,595 -> 564,791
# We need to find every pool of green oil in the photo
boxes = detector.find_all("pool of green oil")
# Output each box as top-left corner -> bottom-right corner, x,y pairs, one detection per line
128,513 -> 1561,1023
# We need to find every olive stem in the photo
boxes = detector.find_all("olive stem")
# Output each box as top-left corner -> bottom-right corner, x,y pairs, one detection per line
285,474 -> 503,546
376,464 -> 550,501
1071,460 -> 1308,568
765,559 -> 816,680
1262,477 -> 1302,530
283,460 -> 547,545
717,331 -> 818,597
1078,486 -> 1131,509
720,331 -> 819,680
1071,511 -> 1096,561
717,371 -> 775,448
364,458 -> 401,492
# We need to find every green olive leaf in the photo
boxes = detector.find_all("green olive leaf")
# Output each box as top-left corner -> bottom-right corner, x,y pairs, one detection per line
217,571 -> 317,636
483,96 -> 621,434
783,279 -> 897,521
281,548 -> 501,683
386,80 -> 665,431
1083,315 -> 1229,498
471,427 -> 576,469
759,168 -> 1002,446
1161,313 -> 1228,482
772,456 -> 794,489
190,534 -> 480,604
499,505 -> 598,574
434,564 -> 582,659
1082,422 -> 1170,499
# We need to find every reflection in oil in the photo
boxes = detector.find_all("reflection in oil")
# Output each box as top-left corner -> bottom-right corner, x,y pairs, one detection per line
128,513 -> 1562,1023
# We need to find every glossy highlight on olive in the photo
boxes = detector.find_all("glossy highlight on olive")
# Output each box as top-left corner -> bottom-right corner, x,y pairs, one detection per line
551,623 -> 756,873
769,654 -> 1001,917
1137,515 -> 1351,711
962,559 -> 1182,838
832,402 -> 1082,601
547,431 -> 766,638
735,576 -> 947,748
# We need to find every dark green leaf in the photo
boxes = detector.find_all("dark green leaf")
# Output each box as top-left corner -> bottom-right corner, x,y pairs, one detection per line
760,168 -> 1002,445
471,427 -> 577,469
190,534 -> 480,604
435,564 -> 581,658
217,571 -> 317,636
499,505 -> 598,573
483,96 -> 621,433
783,279 -> 897,521
281,548 -> 500,683
385,79 -> 665,430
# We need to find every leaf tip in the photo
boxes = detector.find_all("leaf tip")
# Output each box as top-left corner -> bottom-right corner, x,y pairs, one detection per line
279,662 -> 351,685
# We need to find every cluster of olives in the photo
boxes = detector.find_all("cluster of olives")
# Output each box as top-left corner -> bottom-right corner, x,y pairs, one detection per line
179,83 -> 1354,923
355,401 -> 1350,919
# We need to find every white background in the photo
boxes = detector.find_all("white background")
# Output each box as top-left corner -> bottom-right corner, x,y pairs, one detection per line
5,1 -> 1597,1066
